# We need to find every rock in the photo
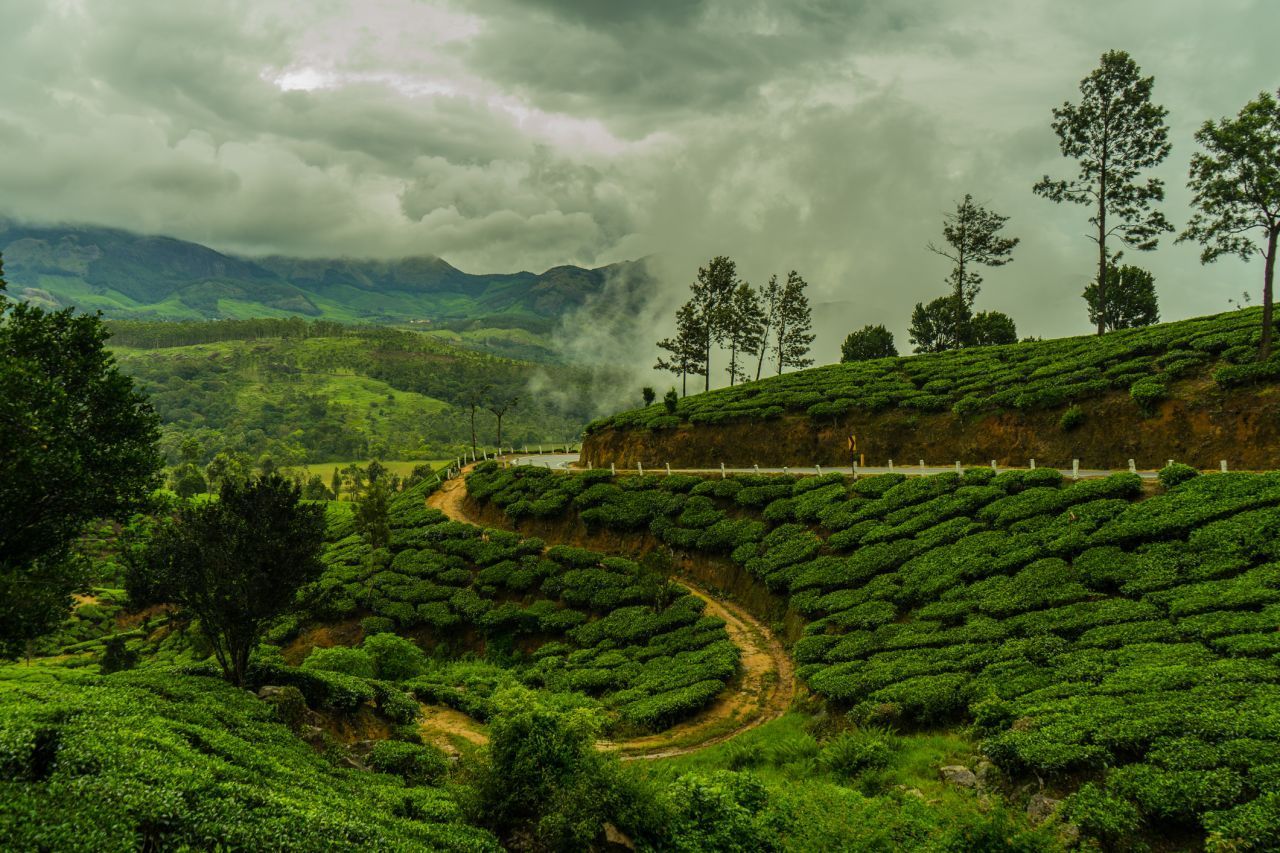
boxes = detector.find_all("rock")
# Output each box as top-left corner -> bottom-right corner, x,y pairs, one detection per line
257,685 -> 289,699
894,785 -> 927,801
1026,793 -> 1062,825
258,685 -> 308,731
975,759 -> 1000,789
602,822 -> 635,850
1057,822 -> 1081,847
940,765 -> 978,788
300,725 -> 327,749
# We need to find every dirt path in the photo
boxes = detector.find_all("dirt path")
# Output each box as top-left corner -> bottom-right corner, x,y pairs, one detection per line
423,472 -> 795,761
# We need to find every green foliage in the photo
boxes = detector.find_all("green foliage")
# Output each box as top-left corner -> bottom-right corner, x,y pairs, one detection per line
0,291 -> 161,658
0,667 -> 498,850
841,325 -> 898,362
592,307 -> 1274,434
1085,265 -> 1160,331
368,740 -> 449,786
1059,404 -> 1085,432
302,646 -> 376,679
362,632 -> 428,681
1158,462 -> 1200,490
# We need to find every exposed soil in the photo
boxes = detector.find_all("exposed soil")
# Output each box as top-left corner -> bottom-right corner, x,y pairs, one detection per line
582,381 -> 1280,471
425,473 -> 796,760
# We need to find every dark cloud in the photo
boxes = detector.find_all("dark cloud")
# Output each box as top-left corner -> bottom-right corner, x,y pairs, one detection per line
0,0 -> 1277,372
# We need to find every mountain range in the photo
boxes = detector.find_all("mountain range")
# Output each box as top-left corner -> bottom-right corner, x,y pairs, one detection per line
0,220 -> 647,331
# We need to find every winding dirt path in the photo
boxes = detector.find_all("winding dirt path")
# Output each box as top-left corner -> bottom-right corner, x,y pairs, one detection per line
423,471 -> 795,760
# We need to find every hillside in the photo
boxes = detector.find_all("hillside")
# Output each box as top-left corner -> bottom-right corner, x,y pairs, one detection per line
584,308 -> 1280,471
105,318 -> 612,466
0,220 -> 650,329
466,462 -> 1280,849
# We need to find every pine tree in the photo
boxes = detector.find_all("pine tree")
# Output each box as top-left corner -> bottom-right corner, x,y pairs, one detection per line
1179,89 -> 1280,360
755,274 -> 782,381
689,256 -> 739,392
927,194 -> 1019,348
723,282 -> 764,385
773,271 -> 815,375
1033,50 -> 1173,335
654,301 -> 707,397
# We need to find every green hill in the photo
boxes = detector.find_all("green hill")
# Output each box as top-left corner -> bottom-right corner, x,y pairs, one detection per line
467,462 -> 1280,849
0,220 -> 650,330
584,307 -> 1280,470
106,318 -> 607,467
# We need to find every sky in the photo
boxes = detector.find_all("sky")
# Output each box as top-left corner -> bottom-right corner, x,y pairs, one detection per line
2,0 -> 1278,365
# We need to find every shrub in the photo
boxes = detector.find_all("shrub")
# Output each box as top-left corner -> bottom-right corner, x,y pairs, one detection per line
368,739 -> 449,786
301,646 -> 376,680
1129,377 -> 1168,412
818,728 -> 895,778
1059,405 -> 1085,431
1158,462 -> 1200,490
362,633 -> 428,681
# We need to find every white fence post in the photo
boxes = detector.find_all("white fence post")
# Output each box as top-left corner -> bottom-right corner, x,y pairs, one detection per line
610,462 -> 616,475
990,460 -> 998,472
720,462 -> 726,479
888,459 -> 894,471
638,461 -> 644,476
816,464 -> 822,476
955,460 -> 961,473
665,462 -> 672,476
1128,459 -> 1136,474
1072,459 -> 1080,480
1221,460 -> 1229,472
919,459 -> 925,469
1167,459 -> 1174,469
754,463 -> 760,474
1030,459 -> 1036,469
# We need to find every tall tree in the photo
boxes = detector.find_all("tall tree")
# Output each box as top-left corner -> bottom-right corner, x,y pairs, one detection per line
841,325 -> 898,362
722,282 -> 764,385
654,301 -> 707,397
461,383 -> 492,456
138,474 -> 325,686
773,271 -> 816,375
969,311 -> 1018,346
487,393 -> 519,451
927,194 -> 1019,348
755,274 -> 782,381
1179,89 -> 1280,360
1084,264 -> 1160,331
689,256 -> 739,392
1033,50 -> 1173,335
1,255 -> 162,658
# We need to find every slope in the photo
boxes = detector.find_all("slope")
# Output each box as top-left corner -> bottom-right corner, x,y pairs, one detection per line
584,307 -> 1280,470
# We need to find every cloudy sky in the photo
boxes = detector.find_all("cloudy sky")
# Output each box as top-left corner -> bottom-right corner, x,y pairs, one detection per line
2,0 -> 1277,362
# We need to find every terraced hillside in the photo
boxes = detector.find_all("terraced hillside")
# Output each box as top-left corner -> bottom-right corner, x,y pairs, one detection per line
276,479 -> 742,737
584,308 -> 1280,470
468,462 -> 1280,849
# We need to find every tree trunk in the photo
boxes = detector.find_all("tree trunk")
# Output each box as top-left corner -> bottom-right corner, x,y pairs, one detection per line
496,414 -> 503,451
728,341 -> 737,386
1097,162 -> 1108,336
1262,227 -> 1277,361
469,405 -> 477,454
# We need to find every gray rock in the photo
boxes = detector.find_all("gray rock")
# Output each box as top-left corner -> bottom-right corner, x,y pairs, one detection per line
1026,793 -> 1062,825
975,759 -> 1000,789
940,765 -> 978,788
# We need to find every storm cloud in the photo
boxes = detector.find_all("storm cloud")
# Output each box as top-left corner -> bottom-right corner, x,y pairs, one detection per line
2,0 -> 1277,365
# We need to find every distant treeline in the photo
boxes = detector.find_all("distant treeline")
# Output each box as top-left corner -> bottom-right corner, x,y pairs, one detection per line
106,317 -> 359,349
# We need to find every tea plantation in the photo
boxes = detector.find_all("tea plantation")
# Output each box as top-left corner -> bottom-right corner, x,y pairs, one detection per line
469,462 -> 1280,848
282,479 -> 740,733
587,307 -> 1278,432
0,666 -> 499,851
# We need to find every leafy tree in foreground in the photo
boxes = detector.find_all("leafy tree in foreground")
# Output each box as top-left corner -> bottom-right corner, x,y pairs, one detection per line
1033,50 -> 1173,335
773,270 -> 815,375
927,194 -> 1019,348
1084,264 -> 1159,331
654,301 -> 707,397
140,474 -> 325,685
841,324 -> 898,362
1180,88 -> 1280,360
0,252 -> 161,658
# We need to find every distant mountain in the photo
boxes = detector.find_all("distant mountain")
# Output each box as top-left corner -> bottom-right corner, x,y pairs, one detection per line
0,220 -> 649,330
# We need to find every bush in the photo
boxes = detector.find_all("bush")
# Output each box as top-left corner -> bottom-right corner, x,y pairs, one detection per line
1158,462 -> 1200,490
367,739 -> 449,786
301,646 -> 376,680
818,728 -> 895,778
1130,377 -> 1168,412
1059,404 -> 1085,432
362,633 -> 428,681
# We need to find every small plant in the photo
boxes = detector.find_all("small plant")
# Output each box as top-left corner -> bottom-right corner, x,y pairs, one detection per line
818,728 -> 896,779
1157,462 -> 1199,489
642,386 -> 656,407
99,635 -> 138,674
663,388 -> 679,414
367,740 -> 449,786
1059,404 -> 1085,431
1129,377 -> 1168,413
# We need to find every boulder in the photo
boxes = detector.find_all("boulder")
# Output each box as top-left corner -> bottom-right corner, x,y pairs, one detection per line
940,765 -> 978,788
1026,793 -> 1062,825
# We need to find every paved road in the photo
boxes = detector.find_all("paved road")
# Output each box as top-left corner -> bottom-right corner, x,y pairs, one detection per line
485,453 -> 1174,480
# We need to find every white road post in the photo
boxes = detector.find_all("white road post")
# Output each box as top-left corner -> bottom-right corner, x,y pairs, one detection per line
1072,459 -> 1080,480
638,461 -> 644,476
888,459 -> 894,471
1030,459 -> 1036,469
720,462 -> 727,479
1167,459 -> 1174,469
1128,459 -> 1136,474
955,460 -> 962,473
919,459 -> 925,469
610,462 -> 616,475
539,445 -> 543,454
1221,460 -> 1229,472
665,462 -> 672,476
754,463 -> 760,474
991,460 -> 997,472
816,464 -> 822,476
